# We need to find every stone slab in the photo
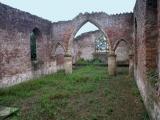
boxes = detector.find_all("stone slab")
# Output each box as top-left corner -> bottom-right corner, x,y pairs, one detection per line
0,106 -> 19,120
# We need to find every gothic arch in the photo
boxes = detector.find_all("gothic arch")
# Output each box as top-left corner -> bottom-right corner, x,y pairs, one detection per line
55,42 -> 66,55
32,27 -> 42,38
67,16 -> 111,54
113,39 -> 132,52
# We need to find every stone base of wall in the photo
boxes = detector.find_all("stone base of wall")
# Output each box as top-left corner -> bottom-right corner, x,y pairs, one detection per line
0,61 -> 57,88
57,65 -> 64,71
0,71 -> 33,88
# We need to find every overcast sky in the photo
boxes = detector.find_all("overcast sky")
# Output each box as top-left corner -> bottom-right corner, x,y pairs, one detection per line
0,0 -> 136,36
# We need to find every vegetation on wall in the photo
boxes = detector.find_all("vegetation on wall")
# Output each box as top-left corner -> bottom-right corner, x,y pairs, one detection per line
147,69 -> 160,97
147,70 -> 158,87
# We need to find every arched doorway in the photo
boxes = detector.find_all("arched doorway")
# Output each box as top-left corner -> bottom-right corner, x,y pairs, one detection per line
65,20 -> 110,74
73,25 -> 109,65
113,39 -> 133,75
55,42 -> 65,71
30,27 -> 42,70
115,40 -> 129,66
67,20 -> 111,54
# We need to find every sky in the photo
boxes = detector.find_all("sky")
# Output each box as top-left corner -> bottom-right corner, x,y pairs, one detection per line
0,0 -> 136,36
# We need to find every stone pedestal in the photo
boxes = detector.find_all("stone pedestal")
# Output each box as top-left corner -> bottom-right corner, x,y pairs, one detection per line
108,52 -> 116,76
64,55 -> 72,74
129,54 -> 134,76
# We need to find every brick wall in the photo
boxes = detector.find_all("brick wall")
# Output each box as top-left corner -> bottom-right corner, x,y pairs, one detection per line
115,41 -> 129,64
73,30 -> 129,65
0,3 -> 134,87
52,12 -> 133,52
73,30 -> 100,63
134,0 -> 160,119
0,3 -> 56,87
1,2 -> 160,119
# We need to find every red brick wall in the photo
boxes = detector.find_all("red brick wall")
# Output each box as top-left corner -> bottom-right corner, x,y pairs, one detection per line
1,2 -> 160,119
0,3 -> 56,87
73,30 -> 129,65
52,13 -> 133,51
56,54 -> 64,65
134,0 -> 160,119
158,0 -> 160,77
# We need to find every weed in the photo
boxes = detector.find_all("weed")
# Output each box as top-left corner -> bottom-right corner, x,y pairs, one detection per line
0,66 -> 149,120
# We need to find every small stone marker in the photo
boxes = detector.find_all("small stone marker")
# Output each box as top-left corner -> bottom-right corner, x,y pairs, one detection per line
0,106 -> 19,119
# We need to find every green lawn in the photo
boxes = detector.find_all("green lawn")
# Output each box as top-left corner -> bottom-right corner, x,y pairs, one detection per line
0,65 -> 149,120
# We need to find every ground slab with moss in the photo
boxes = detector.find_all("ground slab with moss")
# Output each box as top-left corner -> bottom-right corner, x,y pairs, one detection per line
0,66 -> 149,120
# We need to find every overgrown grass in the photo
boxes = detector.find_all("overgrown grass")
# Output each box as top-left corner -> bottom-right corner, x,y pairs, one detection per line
0,65 -> 149,120
75,58 -> 103,65
146,69 -> 159,88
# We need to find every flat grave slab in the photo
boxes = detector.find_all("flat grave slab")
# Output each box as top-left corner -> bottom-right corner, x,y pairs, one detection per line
0,106 -> 19,120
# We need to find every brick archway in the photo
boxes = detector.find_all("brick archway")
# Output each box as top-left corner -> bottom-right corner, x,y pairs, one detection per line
67,14 -> 111,55
113,39 -> 132,52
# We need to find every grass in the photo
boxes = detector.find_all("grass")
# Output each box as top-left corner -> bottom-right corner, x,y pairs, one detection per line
75,58 -> 103,65
0,65 -> 149,120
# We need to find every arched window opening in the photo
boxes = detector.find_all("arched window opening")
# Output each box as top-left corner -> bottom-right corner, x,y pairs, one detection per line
134,18 -> 138,67
95,34 -> 109,53
135,18 -> 137,32
30,28 -> 41,61
147,0 -> 157,8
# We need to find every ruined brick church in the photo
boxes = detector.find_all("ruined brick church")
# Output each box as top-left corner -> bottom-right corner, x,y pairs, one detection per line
0,0 -> 160,119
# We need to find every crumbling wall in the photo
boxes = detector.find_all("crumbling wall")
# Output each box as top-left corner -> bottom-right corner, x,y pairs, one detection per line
73,30 -> 101,63
73,30 -> 129,65
52,12 -> 133,52
0,0 -> 160,119
0,3 -> 56,87
134,0 -> 160,119
52,20 -> 74,50
0,1 -> 133,89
